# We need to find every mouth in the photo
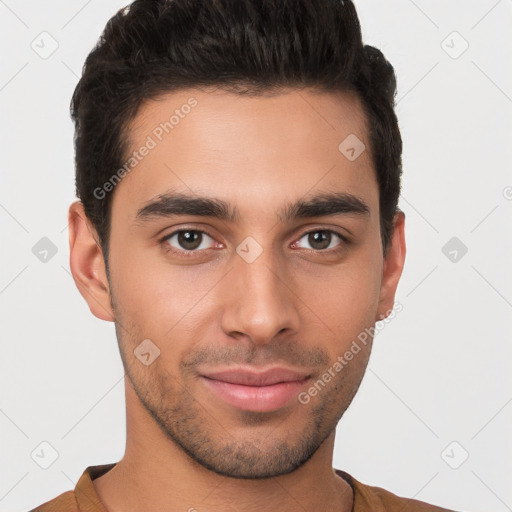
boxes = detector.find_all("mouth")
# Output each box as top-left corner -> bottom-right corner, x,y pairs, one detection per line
200,367 -> 311,413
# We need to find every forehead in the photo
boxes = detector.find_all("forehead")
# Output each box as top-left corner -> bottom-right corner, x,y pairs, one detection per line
111,87 -> 377,219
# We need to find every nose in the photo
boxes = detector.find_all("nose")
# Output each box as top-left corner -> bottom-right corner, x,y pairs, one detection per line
220,249 -> 301,347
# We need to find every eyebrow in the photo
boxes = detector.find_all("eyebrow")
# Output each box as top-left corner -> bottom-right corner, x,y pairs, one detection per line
134,190 -> 370,224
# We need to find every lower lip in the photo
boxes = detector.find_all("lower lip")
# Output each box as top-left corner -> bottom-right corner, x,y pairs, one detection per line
201,377 -> 308,412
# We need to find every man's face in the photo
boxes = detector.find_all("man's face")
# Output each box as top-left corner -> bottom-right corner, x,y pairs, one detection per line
91,87 -> 401,478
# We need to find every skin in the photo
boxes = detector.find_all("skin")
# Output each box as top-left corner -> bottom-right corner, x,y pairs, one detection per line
68,87 -> 406,512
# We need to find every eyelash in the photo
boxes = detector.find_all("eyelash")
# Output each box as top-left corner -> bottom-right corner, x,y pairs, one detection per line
159,227 -> 350,258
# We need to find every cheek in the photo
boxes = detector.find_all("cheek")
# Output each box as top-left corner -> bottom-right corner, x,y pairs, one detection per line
305,249 -> 383,347
312,250 -> 382,301
109,245 -> 221,351
110,237 -> 176,313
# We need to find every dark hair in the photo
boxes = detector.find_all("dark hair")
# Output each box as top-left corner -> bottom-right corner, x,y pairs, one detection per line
71,0 -> 402,273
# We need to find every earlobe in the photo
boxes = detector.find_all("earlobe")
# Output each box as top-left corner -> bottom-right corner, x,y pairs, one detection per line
68,201 -> 115,322
377,210 -> 406,320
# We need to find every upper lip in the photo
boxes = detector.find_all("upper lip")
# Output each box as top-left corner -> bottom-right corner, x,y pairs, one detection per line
201,367 -> 310,386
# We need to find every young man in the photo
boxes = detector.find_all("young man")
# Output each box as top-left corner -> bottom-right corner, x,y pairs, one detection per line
31,0 -> 459,510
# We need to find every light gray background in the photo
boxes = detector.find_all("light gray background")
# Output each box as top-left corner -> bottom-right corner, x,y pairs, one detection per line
1,1 -> 511,511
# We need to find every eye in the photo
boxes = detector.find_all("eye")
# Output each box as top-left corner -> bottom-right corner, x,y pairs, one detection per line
161,229 -> 218,255
292,229 -> 348,252
159,227 -> 349,258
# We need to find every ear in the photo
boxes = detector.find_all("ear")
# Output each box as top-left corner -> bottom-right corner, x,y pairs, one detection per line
377,210 -> 406,320
68,201 -> 115,322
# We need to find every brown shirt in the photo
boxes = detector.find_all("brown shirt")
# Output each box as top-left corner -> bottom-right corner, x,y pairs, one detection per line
29,463 -> 458,512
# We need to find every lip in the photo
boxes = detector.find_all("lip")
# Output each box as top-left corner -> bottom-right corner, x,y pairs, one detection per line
200,367 -> 310,413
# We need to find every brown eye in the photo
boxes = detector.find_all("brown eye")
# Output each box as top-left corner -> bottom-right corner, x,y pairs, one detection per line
308,231 -> 331,250
294,230 -> 346,251
162,230 -> 216,253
